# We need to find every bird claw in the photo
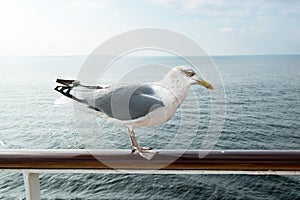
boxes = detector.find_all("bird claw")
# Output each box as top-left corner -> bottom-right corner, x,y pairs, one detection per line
141,147 -> 153,151
131,146 -> 155,160
131,146 -> 137,153
131,146 -> 152,153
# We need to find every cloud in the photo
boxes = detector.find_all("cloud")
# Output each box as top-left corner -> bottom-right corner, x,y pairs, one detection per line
65,0 -> 108,9
280,8 -> 298,15
219,27 -> 235,32
151,0 -> 225,10
149,0 -> 300,17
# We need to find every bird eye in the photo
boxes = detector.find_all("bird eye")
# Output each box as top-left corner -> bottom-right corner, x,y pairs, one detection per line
186,70 -> 195,77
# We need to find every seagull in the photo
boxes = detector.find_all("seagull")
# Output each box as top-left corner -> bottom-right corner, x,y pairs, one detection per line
54,66 -> 213,159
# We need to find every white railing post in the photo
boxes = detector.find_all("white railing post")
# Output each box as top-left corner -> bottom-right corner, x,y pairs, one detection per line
23,172 -> 41,200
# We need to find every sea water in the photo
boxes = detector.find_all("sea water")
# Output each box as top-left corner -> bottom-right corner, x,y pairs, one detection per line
0,55 -> 299,199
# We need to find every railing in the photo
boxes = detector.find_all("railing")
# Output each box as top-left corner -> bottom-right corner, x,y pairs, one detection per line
1,149 -> 300,200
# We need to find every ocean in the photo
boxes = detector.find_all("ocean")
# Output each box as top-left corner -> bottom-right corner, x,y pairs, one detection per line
0,55 -> 299,199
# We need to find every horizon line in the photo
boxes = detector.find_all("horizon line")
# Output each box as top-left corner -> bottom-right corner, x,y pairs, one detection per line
0,53 -> 300,58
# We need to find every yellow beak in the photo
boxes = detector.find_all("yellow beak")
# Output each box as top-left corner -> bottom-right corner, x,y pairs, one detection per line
197,79 -> 214,90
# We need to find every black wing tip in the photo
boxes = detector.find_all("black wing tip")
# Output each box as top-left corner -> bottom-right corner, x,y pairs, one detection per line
54,85 -> 73,99
56,79 -> 105,90
56,79 -> 80,87
54,85 -> 61,92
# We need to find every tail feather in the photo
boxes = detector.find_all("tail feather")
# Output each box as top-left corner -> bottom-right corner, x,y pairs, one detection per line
54,78 -> 106,108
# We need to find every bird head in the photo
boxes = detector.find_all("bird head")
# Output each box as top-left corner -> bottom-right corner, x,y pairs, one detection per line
175,66 -> 213,90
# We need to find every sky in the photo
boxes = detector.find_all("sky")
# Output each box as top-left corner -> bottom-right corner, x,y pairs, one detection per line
0,0 -> 300,56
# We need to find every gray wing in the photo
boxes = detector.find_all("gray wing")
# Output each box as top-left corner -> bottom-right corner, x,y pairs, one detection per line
89,85 -> 164,120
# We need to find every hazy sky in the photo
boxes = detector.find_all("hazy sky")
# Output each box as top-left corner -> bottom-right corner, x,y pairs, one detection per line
0,0 -> 300,56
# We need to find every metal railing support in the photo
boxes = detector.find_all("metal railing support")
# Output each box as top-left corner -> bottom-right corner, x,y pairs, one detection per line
23,172 -> 41,200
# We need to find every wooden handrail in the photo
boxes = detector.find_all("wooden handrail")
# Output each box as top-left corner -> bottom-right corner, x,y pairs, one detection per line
2,150 -> 298,200
0,149 -> 299,171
